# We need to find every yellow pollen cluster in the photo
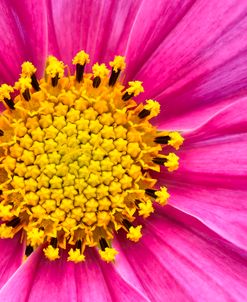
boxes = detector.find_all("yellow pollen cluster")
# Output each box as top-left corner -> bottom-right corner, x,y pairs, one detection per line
0,51 -> 183,263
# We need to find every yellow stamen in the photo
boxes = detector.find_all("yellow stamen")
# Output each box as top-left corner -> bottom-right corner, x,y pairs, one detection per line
138,200 -> 154,218
109,55 -> 126,72
43,245 -> 60,261
144,99 -> 160,118
0,84 -> 14,101
72,50 -> 90,65
46,56 -> 65,78
155,187 -> 170,206
168,132 -> 184,150
92,63 -> 109,78
164,153 -> 179,172
126,81 -> 144,96
127,225 -> 142,242
68,248 -> 85,263
15,77 -> 32,93
21,62 -> 37,77
99,247 -> 118,263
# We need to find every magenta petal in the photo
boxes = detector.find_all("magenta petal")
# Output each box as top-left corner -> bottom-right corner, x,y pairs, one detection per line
0,1 -> 27,83
118,213 -> 247,301
136,0 -> 247,126
0,247 -> 149,302
156,95 -> 243,131
160,98 -> 247,188
50,0 -> 116,66
183,96 -> 247,142
8,0 -> 50,77
0,249 -> 76,302
0,233 -> 24,289
168,185 -> 247,251
100,259 -> 149,302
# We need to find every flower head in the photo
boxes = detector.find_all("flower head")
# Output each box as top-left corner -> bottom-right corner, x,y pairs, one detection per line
0,1 -> 247,301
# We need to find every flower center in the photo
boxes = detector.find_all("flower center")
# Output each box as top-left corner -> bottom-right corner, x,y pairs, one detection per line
0,51 -> 183,263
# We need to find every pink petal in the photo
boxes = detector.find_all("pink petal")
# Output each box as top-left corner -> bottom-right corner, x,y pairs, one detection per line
158,98 -> 247,188
0,1 -> 27,83
174,133 -> 247,188
0,233 -> 24,289
8,0 -> 50,77
156,95 -> 243,131
184,96 -> 247,142
0,247 -> 149,302
107,0 -> 195,77
99,260 -> 149,302
155,97 -> 247,253
50,0 -> 119,66
168,185 -> 247,251
49,0 -> 194,73
118,212 -> 247,301
136,0 -> 247,128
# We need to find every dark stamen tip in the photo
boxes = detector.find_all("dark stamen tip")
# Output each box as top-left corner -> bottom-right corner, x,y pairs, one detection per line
4,97 -> 15,110
31,74 -> 40,91
0,129 -> 4,136
145,189 -> 157,199
122,92 -> 134,101
93,76 -> 101,88
109,69 -> 121,86
23,88 -> 31,101
51,74 -> 59,87
0,189 -> 3,195
50,237 -> 58,248
138,109 -> 150,119
6,216 -> 21,227
76,239 -> 82,250
76,63 -> 85,83
154,135 -> 170,144
25,245 -> 34,257
123,219 -> 132,230
99,238 -> 108,251
152,157 -> 167,165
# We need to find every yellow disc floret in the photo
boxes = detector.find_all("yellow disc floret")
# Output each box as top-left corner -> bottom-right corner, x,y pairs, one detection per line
0,51 -> 183,263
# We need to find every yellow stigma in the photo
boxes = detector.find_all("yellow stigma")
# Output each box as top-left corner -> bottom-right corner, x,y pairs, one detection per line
127,226 -> 142,242
46,56 -> 65,78
126,81 -> 144,96
0,84 -> 14,101
21,62 -> 37,77
99,247 -> 118,263
155,187 -> 170,206
164,153 -> 179,172
92,63 -> 109,78
15,77 -> 32,93
0,51 -> 183,263
68,248 -> 85,263
109,55 -> 126,72
72,50 -> 90,66
43,245 -> 60,261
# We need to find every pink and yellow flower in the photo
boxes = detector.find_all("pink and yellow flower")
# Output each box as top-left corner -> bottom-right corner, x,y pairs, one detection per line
0,1 -> 247,301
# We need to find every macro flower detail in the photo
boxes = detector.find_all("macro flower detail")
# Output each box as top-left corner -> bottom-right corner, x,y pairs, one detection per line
0,1 -> 247,301
0,52 -> 183,263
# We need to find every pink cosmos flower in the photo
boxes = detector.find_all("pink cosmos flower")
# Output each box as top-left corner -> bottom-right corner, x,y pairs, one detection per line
0,0 -> 247,301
